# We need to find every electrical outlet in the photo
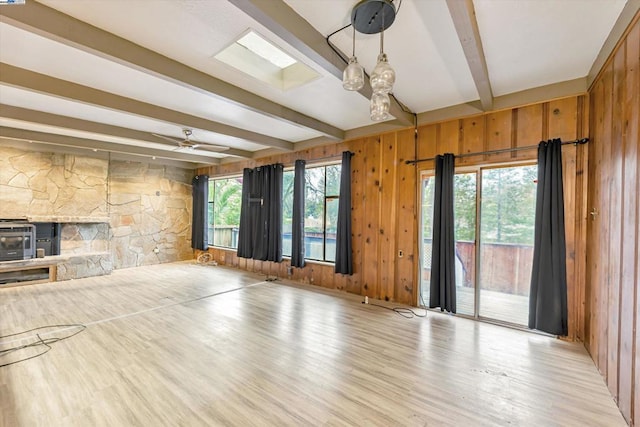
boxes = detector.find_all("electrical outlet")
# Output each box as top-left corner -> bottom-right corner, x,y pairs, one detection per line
287,266 -> 293,275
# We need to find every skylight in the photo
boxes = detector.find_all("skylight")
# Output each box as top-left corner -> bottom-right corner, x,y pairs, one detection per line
215,29 -> 319,91
236,31 -> 296,69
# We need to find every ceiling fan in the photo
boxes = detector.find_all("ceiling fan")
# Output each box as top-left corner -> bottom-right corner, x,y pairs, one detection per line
152,129 -> 228,151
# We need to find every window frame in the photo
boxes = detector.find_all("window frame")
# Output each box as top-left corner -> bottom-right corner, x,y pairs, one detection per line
207,175 -> 243,250
281,162 -> 341,263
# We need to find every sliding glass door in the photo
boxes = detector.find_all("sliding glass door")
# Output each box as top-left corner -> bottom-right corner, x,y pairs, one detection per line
420,164 -> 537,326
478,166 -> 537,324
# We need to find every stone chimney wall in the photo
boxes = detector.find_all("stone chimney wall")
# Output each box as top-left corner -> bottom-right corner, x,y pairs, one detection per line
0,146 -> 195,278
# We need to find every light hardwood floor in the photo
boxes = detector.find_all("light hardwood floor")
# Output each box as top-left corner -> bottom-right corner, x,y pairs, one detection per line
0,262 -> 626,426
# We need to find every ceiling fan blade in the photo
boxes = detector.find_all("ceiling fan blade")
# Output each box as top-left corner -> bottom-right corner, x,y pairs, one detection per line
194,144 -> 230,152
152,133 -> 183,144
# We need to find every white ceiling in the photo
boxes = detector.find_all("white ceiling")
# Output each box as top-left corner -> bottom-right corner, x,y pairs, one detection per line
0,0 -> 631,167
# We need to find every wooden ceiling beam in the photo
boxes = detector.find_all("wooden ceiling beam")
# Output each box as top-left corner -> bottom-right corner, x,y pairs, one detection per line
0,126 -> 220,165
228,0 -> 415,126
0,63 -> 293,151
0,104 -> 254,159
445,0 -> 494,111
0,0 -> 344,140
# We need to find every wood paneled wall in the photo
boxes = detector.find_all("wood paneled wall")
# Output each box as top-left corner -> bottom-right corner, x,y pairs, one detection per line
585,16 -> 640,426
200,94 -> 588,339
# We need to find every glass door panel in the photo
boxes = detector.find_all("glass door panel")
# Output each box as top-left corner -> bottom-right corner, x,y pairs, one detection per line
420,172 -> 476,316
419,173 -> 435,307
453,172 -> 476,316
478,165 -> 537,325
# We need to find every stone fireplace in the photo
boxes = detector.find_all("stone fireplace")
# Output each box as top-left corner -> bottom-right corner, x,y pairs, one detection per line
0,145 -> 194,285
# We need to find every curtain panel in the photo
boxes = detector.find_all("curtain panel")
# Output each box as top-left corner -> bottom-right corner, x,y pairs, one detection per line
429,153 -> 456,313
191,175 -> 209,250
529,138 -> 568,336
236,164 -> 284,262
290,160 -> 306,268
335,151 -> 353,275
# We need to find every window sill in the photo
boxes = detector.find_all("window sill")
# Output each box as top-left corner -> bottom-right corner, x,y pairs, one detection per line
207,245 -> 237,251
206,247 -> 335,266
302,259 -> 335,267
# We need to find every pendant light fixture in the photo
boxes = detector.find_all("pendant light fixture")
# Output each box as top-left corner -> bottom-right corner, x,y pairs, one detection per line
342,26 -> 365,91
370,25 -> 395,94
344,0 -> 398,121
370,91 -> 390,121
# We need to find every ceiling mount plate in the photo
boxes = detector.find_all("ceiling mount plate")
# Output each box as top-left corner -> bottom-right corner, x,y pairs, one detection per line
351,0 -> 396,35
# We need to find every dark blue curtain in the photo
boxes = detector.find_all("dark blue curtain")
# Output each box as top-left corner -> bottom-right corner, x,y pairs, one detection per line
265,164 -> 283,262
429,153 -> 456,313
191,175 -> 209,250
291,160 -> 306,268
237,168 -> 253,258
236,164 -> 283,262
529,139 -> 568,335
335,151 -> 353,275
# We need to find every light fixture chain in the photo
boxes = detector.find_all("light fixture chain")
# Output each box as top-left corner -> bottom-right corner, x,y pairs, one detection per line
380,4 -> 385,54
352,25 -> 356,56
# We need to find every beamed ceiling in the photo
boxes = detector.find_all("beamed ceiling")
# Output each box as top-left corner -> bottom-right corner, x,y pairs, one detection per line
0,0 -> 637,168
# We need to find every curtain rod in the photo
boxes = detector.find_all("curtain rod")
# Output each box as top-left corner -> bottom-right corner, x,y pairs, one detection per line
405,138 -> 589,165
296,151 -> 354,165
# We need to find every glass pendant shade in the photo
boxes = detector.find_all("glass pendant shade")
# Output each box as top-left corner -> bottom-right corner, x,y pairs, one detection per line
342,56 -> 364,91
370,91 -> 390,121
370,53 -> 395,93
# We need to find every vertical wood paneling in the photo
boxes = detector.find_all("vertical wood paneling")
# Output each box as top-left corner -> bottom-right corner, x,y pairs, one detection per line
460,116 -> 485,165
310,263 -> 322,286
586,16 -> 640,425
396,129 -> 417,304
362,136 -> 381,298
548,96 -> 580,342
548,98 -> 579,142
417,124 -> 437,161
561,145 -> 578,341
598,62 -> 614,377
344,139 -> 363,294
379,133 -> 397,301
574,141 -> 588,341
629,21 -> 640,427
618,21 -> 639,420
438,120 -> 460,155
586,78 -> 604,362
485,110 -> 512,162
575,95 -> 589,343
320,264 -> 334,289
606,45 -> 626,400
333,270 -> 346,291
515,104 -> 543,159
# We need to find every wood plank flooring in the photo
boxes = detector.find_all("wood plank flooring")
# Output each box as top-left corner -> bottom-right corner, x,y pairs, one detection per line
0,262 -> 626,426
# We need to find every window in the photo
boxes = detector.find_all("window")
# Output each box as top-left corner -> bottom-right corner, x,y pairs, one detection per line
282,163 -> 341,262
282,170 -> 294,257
208,177 -> 242,249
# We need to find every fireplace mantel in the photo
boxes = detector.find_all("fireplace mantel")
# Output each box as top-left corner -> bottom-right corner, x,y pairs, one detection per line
25,216 -> 110,224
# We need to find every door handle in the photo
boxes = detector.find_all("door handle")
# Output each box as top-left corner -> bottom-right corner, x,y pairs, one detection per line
590,208 -> 598,220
